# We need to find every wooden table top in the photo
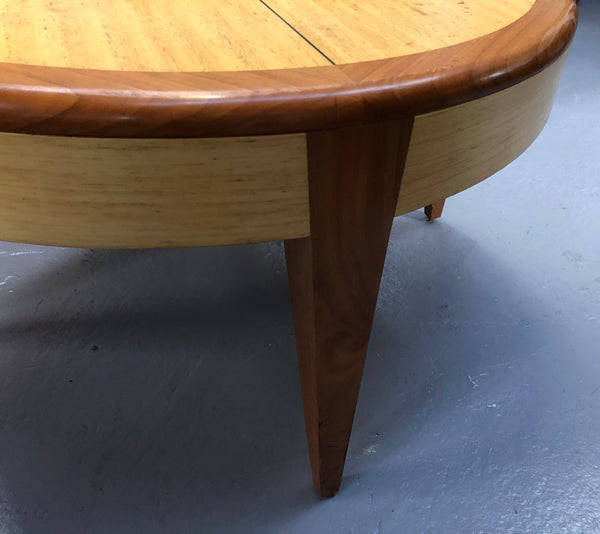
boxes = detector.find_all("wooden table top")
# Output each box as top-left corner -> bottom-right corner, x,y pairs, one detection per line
1,0 -> 536,71
0,0 -> 576,137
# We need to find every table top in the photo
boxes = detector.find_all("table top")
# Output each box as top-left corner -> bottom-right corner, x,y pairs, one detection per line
1,0 -> 536,71
0,0 -> 576,137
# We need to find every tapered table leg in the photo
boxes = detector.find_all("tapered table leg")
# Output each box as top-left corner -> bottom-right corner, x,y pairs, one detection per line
424,199 -> 446,220
285,119 -> 414,497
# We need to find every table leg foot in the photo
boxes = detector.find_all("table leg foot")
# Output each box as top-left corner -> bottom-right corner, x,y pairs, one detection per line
424,199 -> 446,220
285,119 -> 413,497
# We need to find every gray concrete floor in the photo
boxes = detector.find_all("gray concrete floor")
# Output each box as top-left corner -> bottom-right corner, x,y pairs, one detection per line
0,3 -> 599,533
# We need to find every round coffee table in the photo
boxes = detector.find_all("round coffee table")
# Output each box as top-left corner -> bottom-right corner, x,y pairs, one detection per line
0,0 -> 577,496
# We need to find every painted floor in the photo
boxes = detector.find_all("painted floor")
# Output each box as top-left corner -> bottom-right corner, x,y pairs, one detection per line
0,2 -> 598,532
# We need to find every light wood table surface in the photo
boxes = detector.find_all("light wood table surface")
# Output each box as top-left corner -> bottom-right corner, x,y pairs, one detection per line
0,0 -> 577,497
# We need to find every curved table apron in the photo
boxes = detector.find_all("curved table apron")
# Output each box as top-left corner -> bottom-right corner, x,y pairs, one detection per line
0,0 -> 577,497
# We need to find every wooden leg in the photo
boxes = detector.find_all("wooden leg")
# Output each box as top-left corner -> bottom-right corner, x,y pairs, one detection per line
285,119 -> 414,497
424,199 -> 446,220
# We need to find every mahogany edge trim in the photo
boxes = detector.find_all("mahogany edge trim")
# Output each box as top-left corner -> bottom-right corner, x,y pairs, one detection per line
0,0 -> 577,138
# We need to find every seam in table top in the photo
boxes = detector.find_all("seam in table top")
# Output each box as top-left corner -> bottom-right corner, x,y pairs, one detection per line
258,0 -> 336,65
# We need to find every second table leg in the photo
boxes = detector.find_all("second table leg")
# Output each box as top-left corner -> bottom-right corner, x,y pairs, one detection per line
424,199 -> 446,220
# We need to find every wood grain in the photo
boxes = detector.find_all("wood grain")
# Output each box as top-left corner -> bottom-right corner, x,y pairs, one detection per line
395,56 -> 566,216
0,0 -> 326,71
285,119 -> 413,497
0,57 -> 565,248
0,0 -> 576,137
0,0 -> 534,71
266,0 -> 534,62
0,133 -> 309,248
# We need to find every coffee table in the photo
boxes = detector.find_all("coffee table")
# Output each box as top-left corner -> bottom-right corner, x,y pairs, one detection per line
0,0 -> 577,497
